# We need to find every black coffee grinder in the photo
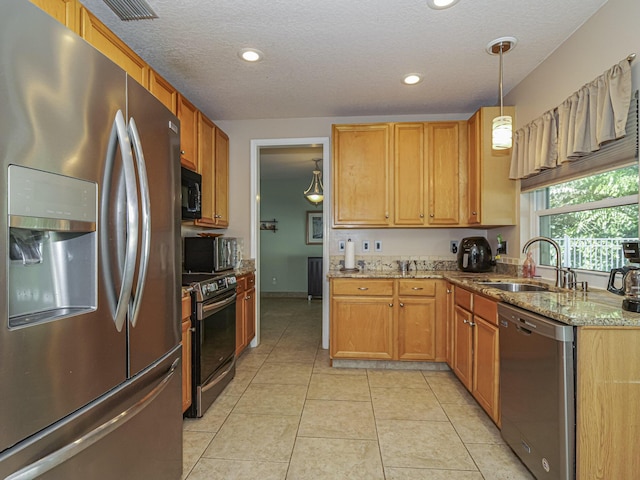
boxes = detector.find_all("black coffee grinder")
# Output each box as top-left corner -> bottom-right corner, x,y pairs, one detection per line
607,241 -> 640,312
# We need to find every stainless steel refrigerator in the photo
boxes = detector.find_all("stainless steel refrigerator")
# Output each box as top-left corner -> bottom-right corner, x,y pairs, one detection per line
0,1 -> 183,478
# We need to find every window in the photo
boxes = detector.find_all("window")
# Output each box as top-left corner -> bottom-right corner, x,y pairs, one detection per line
531,164 -> 639,272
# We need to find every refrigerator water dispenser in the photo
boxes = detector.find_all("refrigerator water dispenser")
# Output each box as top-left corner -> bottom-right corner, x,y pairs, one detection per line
7,165 -> 97,328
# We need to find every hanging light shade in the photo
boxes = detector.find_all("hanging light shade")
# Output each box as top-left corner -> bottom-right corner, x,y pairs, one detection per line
304,159 -> 324,205
486,37 -> 516,150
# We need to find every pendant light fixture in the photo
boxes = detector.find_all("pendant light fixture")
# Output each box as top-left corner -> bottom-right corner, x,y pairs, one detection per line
486,37 -> 517,150
304,158 -> 324,205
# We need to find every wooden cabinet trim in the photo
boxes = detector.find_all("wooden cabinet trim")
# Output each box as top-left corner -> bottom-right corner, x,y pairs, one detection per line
79,7 -> 149,87
149,70 -> 178,114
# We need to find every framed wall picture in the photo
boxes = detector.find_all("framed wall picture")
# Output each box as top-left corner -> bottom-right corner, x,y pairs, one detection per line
306,211 -> 323,244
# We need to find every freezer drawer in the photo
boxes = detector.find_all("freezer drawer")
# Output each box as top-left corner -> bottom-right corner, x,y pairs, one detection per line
0,347 -> 183,480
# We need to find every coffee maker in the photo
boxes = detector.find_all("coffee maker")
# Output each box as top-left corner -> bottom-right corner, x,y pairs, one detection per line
607,241 -> 640,312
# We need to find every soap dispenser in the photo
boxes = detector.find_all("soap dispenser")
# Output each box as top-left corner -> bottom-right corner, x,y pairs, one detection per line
522,251 -> 536,278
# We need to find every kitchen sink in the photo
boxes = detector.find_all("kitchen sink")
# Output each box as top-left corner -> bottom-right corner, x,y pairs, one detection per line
477,281 -> 549,292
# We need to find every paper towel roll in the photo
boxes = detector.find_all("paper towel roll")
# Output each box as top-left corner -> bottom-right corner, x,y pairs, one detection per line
345,239 -> 355,269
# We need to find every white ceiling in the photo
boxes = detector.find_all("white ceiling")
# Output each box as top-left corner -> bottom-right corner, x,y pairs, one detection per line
79,0 -> 607,179
81,0 -> 608,123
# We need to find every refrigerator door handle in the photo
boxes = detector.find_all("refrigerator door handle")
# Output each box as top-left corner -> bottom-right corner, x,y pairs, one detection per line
99,110 -> 138,332
127,117 -> 151,328
5,358 -> 180,480
104,110 -> 139,333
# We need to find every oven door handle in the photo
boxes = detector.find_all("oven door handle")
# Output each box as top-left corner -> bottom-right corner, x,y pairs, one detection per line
199,293 -> 237,317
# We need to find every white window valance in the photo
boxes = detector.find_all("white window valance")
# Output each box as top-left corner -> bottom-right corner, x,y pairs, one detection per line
510,57 -> 633,180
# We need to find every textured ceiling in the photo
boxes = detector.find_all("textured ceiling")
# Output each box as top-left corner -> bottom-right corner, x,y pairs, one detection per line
81,0 -> 608,123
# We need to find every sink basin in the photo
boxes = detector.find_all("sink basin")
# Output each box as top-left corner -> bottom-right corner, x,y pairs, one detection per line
477,281 -> 549,292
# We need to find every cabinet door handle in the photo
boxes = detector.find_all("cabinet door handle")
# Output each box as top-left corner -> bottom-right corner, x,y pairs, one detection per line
399,303 -> 404,307
419,213 -> 424,218
446,289 -> 451,294
429,213 -> 434,218
180,150 -> 185,155
411,287 -> 423,290
472,211 -> 477,215
463,319 -> 476,327
358,287 -> 369,290
385,213 -> 389,219
389,303 -> 393,307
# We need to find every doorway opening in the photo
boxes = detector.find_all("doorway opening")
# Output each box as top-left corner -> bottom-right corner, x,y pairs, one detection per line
250,137 -> 330,350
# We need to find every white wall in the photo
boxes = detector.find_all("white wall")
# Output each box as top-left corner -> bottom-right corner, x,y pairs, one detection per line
216,113 -> 480,257
506,0 -> 640,127
501,0 -> 640,284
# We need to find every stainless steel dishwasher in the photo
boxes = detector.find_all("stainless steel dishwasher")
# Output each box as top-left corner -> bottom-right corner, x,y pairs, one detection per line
498,303 -> 575,480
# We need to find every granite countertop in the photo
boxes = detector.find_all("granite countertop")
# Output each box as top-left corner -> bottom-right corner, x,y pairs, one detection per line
328,269 -> 640,328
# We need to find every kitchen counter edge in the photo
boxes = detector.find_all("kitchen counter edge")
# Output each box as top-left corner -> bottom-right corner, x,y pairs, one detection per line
327,270 -> 640,327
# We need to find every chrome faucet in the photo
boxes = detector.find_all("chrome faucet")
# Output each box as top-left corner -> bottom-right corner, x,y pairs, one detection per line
522,236 -> 564,288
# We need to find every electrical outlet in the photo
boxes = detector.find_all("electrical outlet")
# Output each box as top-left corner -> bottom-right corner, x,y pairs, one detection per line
362,240 -> 370,252
374,240 -> 383,252
272,277 -> 277,285
338,240 -> 346,252
450,240 -> 459,254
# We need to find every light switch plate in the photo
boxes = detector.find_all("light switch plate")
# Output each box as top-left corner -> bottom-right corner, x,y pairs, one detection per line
374,240 -> 382,252
362,240 -> 370,252
338,240 -> 346,252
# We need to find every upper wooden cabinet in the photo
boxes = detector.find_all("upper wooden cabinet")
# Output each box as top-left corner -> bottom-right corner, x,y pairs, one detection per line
393,123 -> 425,226
195,114 -> 229,228
334,121 -> 465,228
426,122 -> 465,225
213,127 -> 230,227
333,116 -> 514,228
79,7 -> 148,88
149,70 -> 178,115
332,124 -> 392,227
197,113 -> 215,225
466,106 -> 517,226
30,0 -> 79,32
177,94 -> 198,171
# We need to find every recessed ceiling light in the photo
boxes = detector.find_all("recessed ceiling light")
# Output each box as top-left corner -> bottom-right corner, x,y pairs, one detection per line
426,0 -> 460,10
403,74 -> 423,85
239,48 -> 263,62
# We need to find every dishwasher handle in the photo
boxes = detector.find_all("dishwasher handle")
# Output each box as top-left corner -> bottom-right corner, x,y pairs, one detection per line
497,303 -> 574,343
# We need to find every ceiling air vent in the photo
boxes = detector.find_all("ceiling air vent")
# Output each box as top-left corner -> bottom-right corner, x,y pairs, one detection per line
102,0 -> 158,21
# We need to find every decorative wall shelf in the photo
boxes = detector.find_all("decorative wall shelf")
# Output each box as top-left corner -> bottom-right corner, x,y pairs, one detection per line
260,219 -> 278,232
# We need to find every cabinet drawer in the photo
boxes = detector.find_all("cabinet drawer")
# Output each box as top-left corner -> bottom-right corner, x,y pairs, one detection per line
455,287 -> 473,311
246,273 -> 255,288
332,279 -> 394,296
398,279 -> 436,296
474,294 -> 498,325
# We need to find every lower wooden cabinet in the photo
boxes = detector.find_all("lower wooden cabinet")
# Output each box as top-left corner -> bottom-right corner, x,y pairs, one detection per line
235,273 -> 256,356
181,293 -> 192,413
452,303 -> 474,390
330,278 -> 445,361
451,287 -> 500,425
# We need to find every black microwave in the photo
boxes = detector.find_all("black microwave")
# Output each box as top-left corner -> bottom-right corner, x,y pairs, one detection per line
181,167 -> 202,220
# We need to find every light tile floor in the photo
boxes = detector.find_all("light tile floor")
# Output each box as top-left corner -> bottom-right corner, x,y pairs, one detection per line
182,297 -> 535,480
